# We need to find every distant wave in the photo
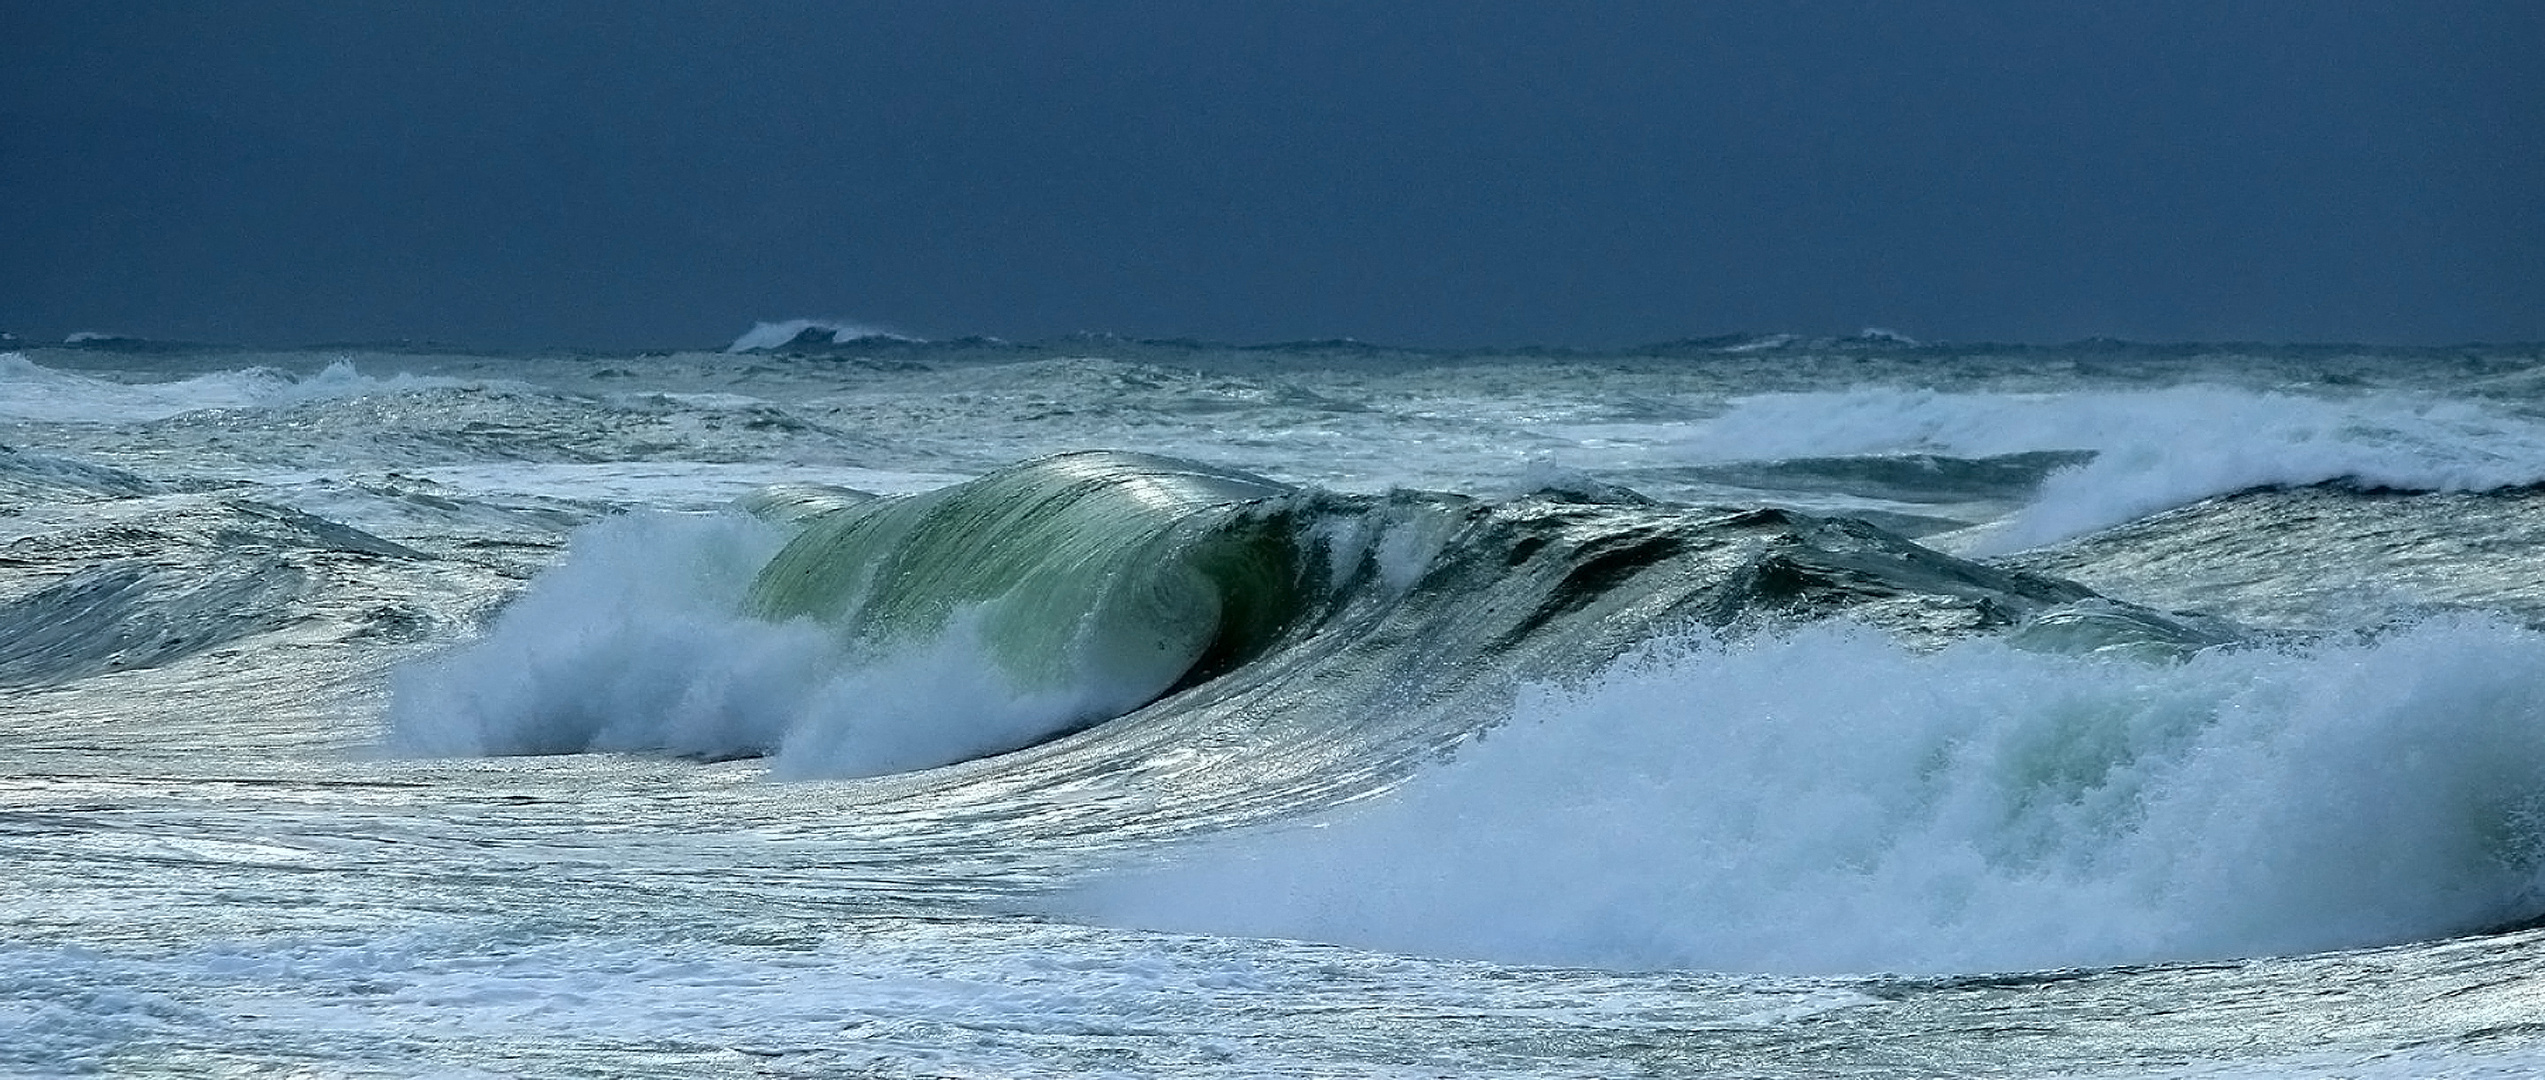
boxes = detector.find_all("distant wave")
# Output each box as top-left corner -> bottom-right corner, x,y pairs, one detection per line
1669,386 -> 2545,552
0,354 -> 456,423
726,318 -> 921,353
54,330 -> 236,353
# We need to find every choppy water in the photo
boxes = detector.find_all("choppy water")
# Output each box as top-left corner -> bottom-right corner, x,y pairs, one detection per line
9,334 -> 2545,1077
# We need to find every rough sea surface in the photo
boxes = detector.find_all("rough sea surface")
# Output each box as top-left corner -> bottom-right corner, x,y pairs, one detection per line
9,331 -> 2545,1077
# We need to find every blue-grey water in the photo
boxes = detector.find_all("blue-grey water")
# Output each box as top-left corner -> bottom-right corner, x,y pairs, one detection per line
8,331 -> 2545,1077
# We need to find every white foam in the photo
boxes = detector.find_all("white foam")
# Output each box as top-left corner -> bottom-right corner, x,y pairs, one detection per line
726,318 -> 916,352
1670,386 -> 2545,551
341,462 -> 963,508
2107,1047 -> 2545,1080
387,511 -> 1119,778
0,355 -> 452,423
1718,334 -> 1799,353
0,921 -> 1863,1077
1081,619 -> 2545,975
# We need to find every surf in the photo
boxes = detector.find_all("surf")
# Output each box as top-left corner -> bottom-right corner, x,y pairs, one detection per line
1077,616 -> 2545,974
387,450 -> 2206,793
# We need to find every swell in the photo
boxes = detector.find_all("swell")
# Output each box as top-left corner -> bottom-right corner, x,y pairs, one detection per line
0,561 -> 305,686
2004,482 -> 2545,630
0,494 -> 438,687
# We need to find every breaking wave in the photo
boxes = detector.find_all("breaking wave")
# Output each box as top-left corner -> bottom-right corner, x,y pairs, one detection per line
389,451 -> 2151,782
387,449 -> 2545,973
390,453 -> 1312,777
1081,618 -> 2545,974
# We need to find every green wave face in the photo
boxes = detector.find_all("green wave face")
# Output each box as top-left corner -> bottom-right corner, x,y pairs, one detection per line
746,451 -> 1303,717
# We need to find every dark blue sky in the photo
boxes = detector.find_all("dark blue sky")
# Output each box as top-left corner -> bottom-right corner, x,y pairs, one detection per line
4,1 -> 2539,348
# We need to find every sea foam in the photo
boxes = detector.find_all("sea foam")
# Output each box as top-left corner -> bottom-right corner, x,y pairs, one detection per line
0,355 -> 447,424
1079,619 -> 2545,974
1672,386 -> 2545,551
386,511 -> 1114,778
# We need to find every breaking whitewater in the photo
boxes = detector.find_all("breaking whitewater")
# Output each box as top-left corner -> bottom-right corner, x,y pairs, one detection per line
10,328 -> 2545,1077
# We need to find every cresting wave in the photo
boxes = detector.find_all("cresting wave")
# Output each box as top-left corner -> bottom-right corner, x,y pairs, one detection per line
386,450 -> 2545,973
390,450 -> 2176,781
393,453 -> 1328,777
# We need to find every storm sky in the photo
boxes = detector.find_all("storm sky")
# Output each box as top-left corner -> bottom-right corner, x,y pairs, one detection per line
4,1 -> 2539,349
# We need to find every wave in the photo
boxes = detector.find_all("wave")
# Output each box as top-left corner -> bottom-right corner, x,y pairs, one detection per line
726,318 -> 920,353
749,452 -> 1302,720
1651,449 -> 2096,508
388,451 -> 2182,780
0,443 -> 186,506
57,331 -> 236,353
0,354 -> 452,423
0,495 -> 428,686
1669,386 -> 2545,551
382,450 -> 2545,973
390,453 -> 1314,777
2002,484 -> 2545,632
389,453 -> 1346,776
0,560 -> 305,686
1078,617 -> 2545,974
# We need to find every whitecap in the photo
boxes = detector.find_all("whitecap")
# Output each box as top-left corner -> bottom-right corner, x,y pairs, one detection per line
1081,618 -> 2545,974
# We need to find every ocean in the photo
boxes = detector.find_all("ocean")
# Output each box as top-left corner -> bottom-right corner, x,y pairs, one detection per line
8,327 -> 2545,1077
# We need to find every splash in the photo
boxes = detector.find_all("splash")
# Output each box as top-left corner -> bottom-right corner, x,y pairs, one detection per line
1081,619 -> 2545,974
386,510 -> 1149,777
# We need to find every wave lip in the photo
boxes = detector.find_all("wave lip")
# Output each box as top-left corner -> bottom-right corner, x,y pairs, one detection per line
750,450 -> 1301,704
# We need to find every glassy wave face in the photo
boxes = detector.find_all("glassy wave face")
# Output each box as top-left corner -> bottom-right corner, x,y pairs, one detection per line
12,337 -> 2545,1077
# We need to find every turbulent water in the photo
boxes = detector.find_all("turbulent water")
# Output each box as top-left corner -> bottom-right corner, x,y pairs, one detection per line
10,331 -> 2545,1077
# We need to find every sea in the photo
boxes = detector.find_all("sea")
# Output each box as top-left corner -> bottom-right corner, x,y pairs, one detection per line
8,323 -> 2545,1077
